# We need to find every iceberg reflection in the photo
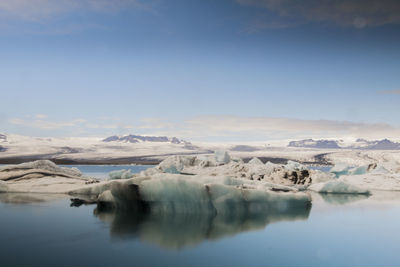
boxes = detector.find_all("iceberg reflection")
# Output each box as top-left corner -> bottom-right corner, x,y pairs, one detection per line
94,203 -> 312,250
319,193 -> 370,205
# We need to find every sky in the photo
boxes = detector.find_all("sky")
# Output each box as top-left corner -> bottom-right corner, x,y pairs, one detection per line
0,0 -> 400,141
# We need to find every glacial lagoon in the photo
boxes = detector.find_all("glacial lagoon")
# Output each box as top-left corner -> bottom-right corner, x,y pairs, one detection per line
1,165 -> 400,267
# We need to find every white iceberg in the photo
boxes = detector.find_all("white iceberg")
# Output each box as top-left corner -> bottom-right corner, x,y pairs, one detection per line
84,173 -> 312,214
329,163 -> 351,177
285,160 -> 307,171
109,169 -> 134,180
248,157 -> 264,165
0,160 -> 98,193
214,150 -> 231,164
339,173 -> 400,191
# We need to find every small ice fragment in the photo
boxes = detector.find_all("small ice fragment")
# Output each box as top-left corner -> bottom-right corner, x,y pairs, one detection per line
214,150 -> 231,164
109,169 -> 134,180
330,163 -> 351,177
248,157 -> 264,165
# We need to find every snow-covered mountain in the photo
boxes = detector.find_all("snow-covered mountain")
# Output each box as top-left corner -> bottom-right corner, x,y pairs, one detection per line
0,133 -> 208,164
288,138 -> 400,150
102,134 -> 188,144
0,134 -> 7,142
288,139 -> 340,149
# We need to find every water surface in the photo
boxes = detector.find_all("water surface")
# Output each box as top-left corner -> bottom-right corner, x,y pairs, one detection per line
1,165 -> 400,266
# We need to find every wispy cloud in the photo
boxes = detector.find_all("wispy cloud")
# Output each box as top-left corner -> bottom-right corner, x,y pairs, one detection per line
0,0 -> 153,21
34,114 -> 48,119
9,117 -> 134,131
9,118 -> 87,130
237,0 -> 400,28
133,115 -> 400,141
7,115 -> 400,141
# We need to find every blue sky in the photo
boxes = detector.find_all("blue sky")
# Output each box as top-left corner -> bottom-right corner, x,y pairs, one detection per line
1,0 -> 400,141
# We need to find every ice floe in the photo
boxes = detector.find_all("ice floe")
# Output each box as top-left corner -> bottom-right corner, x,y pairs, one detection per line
109,169 -> 134,180
0,160 -> 98,193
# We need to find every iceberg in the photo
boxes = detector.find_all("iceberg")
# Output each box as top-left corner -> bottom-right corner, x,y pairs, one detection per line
339,173 -> 400,191
329,163 -> 351,177
0,160 -> 98,193
248,157 -> 264,165
0,160 -> 82,179
109,169 -> 134,180
285,160 -> 307,171
214,150 -> 231,164
152,155 -> 323,186
157,155 -> 196,174
70,171 -> 312,216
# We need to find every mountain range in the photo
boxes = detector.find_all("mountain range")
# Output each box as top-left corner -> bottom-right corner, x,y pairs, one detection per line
288,138 -> 400,150
102,134 -> 189,144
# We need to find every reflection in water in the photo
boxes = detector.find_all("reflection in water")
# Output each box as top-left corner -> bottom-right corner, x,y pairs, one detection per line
0,193 -> 68,204
319,193 -> 370,205
94,203 -> 312,250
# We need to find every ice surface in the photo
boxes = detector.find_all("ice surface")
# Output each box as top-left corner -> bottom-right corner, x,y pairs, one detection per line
330,163 -> 351,177
0,160 -> 82,178
109,169 -> 134,180
285,160 -> 307,171
0,160 -> 98,193
339,173 -> 400,191
348,165 -> 368,175
157,155 -> 196,174
248,157 -> 264,165
93,172 -> 312,215
214,150 -> 231,164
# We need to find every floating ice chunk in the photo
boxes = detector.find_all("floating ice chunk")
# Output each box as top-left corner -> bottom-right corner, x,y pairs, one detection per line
310,171 -> 335,184
158,155 -> 196,174
109,169 -> 134,180
0,160 -> 82,177
138,167 -> 162,176
370,165 -> 390,175
308,180 -> 369,194
92,173 -> 311,214
348,165 -> 368,175
214,150 -> 231,164
248,157 -> 264,165
330,163 -> 351,177
339,173 -> 400,191
98,190 -> 115,203
230,157 -> 244,164
264,161 -> 279,175
285,160 -> 307,171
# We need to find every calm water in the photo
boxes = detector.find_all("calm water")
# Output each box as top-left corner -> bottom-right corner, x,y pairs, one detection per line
1,166 -> 400,266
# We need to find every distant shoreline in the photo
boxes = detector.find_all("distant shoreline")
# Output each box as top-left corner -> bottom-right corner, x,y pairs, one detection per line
0,156 -> 161,165
0,153 -> 331,166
